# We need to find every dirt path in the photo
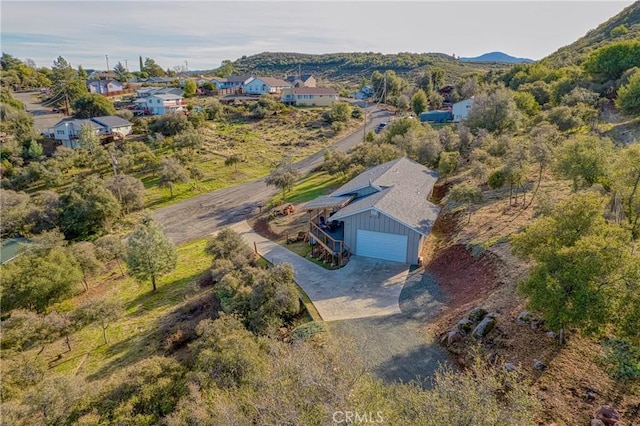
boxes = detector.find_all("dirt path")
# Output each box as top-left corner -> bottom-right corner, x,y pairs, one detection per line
153,108 -> 392,244
13,91 -> 65,134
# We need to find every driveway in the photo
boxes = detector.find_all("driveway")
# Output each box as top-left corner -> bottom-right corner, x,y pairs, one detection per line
13,91 -> 66,134
232,221 -> 452,385
232,221 -> 408,321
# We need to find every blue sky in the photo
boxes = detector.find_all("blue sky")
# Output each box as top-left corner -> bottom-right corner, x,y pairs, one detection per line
1,1 -> 635,71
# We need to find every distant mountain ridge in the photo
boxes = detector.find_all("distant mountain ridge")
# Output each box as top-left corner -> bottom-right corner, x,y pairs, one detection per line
459,51 -> 534,64
214,52 -> 513,84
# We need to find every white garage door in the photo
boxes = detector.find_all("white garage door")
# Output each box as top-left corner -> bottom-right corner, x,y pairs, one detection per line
356,230 -> 408,263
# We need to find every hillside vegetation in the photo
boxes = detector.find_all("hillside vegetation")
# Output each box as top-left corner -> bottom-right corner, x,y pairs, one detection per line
1,2 -> 640,424
227,51 -> 511,84
543,1 -> 640,68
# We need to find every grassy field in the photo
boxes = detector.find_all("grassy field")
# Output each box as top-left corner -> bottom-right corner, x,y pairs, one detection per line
35,238 -> 212,379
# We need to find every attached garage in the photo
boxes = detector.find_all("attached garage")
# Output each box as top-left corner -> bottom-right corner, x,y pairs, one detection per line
356,230 -> 408,263
306,157 -> 441,265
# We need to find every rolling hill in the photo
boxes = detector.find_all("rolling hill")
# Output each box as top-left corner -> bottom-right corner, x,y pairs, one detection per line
218,51 -> 512,85
543,1 -> 640,67
459,51 -> 533,64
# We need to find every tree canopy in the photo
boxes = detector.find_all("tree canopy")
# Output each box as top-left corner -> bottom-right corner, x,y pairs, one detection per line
73,94 -> 116,118
59,177 -> 121,240
126,216 -> 177,292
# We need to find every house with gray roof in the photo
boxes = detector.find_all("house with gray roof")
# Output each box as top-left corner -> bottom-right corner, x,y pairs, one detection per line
304,157 -> 440,264
48,116 -> 132,148
244,76 -> 291,95
285,74 -> 316,88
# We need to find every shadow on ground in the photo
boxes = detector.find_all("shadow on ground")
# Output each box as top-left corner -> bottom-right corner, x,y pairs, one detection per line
327,271 -> 451,387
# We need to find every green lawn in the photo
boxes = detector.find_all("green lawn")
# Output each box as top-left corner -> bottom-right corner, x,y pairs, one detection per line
272,171 -> 346,205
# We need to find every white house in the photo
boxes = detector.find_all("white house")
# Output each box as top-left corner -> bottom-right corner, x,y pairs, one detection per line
49,116 -> 132,148
87,79 -> 124,94
135,86 -> 182,98
244,76 -> 291,95
452,98 -> 474,122
281,87 -> 338,107
135,93 -> 186,115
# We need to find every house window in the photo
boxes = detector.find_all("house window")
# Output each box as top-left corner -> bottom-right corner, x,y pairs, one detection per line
370,210 -> 379,218
56,130 -> 64,134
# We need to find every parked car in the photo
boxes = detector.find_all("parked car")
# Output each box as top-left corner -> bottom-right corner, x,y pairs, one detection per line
374,122 -> 388,133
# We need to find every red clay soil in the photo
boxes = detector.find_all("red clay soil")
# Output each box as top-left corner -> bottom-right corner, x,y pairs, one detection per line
425,244 -> 500,310
253,217 -> 281,240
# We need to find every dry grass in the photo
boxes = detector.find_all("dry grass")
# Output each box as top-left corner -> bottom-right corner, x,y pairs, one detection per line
429,171 -> 640,425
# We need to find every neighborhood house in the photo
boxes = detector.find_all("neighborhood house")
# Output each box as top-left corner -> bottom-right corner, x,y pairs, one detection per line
285,74 -> 317,88
133,91 -> 186,115
87,79 -> 124,95
281,87 -> 338,107
304,157 -> 440,265
48,116 -> 133,148
244,76 -> 291,95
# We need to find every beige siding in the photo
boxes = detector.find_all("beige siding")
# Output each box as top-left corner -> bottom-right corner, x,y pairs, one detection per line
295,94 -> 337,107
341,209 -> 422,264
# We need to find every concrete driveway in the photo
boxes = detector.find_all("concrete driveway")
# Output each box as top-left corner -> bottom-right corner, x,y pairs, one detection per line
232,221 -> 410,321
232,221 -> 452,385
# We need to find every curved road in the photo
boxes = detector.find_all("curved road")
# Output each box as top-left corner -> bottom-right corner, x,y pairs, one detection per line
153,108 -> 392,244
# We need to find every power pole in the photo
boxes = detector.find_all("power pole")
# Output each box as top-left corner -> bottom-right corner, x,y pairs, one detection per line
64,92 -> 70,116
363,99 -> 367,142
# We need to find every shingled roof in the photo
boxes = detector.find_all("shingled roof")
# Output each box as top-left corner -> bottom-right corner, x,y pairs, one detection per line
329,157 -> 440,235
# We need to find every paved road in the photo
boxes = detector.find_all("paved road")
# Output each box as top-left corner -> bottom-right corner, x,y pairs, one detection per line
153,108 -> 392,244
13,91 -> 66,134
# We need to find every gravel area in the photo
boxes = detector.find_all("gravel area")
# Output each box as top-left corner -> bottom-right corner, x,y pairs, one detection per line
327,271 -> 452,386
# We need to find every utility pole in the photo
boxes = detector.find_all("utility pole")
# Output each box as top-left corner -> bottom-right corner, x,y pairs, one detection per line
363,98 -> 367,142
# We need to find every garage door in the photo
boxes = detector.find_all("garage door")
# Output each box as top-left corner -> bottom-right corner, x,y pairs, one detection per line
356,230 -> 408,263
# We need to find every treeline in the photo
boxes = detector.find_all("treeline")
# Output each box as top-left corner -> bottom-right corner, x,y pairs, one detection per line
542,1 -> 640,68
226,51 -> 509,83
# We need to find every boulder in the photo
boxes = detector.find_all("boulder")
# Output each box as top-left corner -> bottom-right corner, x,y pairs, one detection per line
594,405 -> 621,425
472,315 -> 496,339
530,319 -> 545,330
533,359 -> 547,371
546,331 -> 557,339
516,311 -> 533,324
445,330 -> 464,346
503,362 -> 516,372
468,307 -> 488,323
457,318 -> 473,334
590,420 -> 605,426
